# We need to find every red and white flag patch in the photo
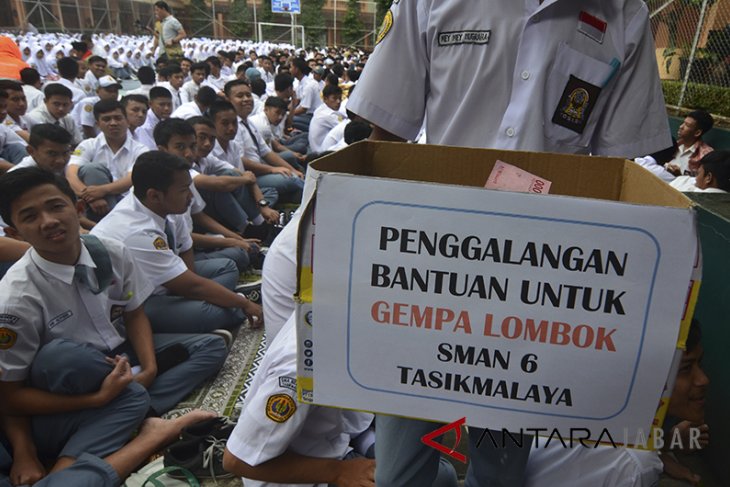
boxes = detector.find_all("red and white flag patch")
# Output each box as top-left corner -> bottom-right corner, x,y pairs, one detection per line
578,11 -> 607,44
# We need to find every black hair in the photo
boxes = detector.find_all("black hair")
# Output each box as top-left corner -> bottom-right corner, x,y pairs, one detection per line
205,56 -> 222,69
190,62 -> 210,76
323,84 -> 342,98
133,151 -> 189,200
188,115 -> 214,129
28,123 -> 73,148
236,64 -> 248,75
87,55 -> 106,66
0,167 -> 76,227
137,66 -> 156,85
149,86 -> 173,101
699,150 -> 730,192
153,117 -> 195,147
264,96 -> 288,111
290,57 -> 308,74
166,63 -> 183,75
57,57 -> 79,80
687,110 -> 714,137
181,57 -> 192,65
223,78 -> 249,97
0,91 -> 7,100
0,80 -> 22,93
154,0 -> 171,12
274,73 -> 293,92
121,93 -> 149,107
250,78 -> 266,97
347,68 -> 360,82
93,99 -> 124,121
344,120 -> 372,145
331,63 -> 344,78
20,68 -> 41,86
326,73 -> 339,87
195,86 -> 217,107
208,100 -> 236,121
43,83 -> 73,101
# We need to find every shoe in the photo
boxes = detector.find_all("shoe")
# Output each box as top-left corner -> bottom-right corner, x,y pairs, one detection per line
180,416 -> 237,441
242,222 -> 273,241
211,328 -> 233,349
236,281 -> 262,305
164,436 -> 233,480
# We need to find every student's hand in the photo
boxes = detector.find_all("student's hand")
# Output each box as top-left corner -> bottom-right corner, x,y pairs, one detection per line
270,167 -> 293,177
133,366 -> 158,389
9,449 -> 46,486
81,185 -> 108,201
222,237 -> 252,252
665,163 -> 682,176
88,198 -> 110,216
97,355 -> 133,405
293,152 -> 306,162
241,171 -> 257,184
293,169 -> 304,179
671,421 -> 710,451
333,457 -> 376,487
241,300 -> 264,329
165,39 -> 173,47
261,206 -> 280,225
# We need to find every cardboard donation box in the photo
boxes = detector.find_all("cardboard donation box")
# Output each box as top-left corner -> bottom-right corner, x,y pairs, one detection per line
295,142 -> 700,443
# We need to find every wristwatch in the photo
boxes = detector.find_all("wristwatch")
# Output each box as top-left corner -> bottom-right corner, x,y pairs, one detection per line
258,199 -> 270,207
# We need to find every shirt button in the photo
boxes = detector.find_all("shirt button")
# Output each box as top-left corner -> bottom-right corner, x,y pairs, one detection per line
521,70 -> 530,80
506,127 -> 515,137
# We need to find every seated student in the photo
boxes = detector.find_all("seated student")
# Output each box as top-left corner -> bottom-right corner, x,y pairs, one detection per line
125,65 -> 156,99
171,85 -> 216,119
222,312 -> 378,487
66,100 -> 149,220
71,75 -> 123,140
19,67 -> 44,112
0,168 -> 226,479
91,151 -> 264,335
289,57 -> 322,132
1,410 -> 216,487
55,57 -> 87,105
342,120 -> 373,147
0,80 -> 30,143
249,76 -> 266,115
670,150 -> 730,193
190,113 -> 279,235
249,96 -> 306,171
24,83 -> 83,145
121,94 -> 149,145
224,79 -> 304,206
203,56 -> 227,94
84,56 -> 109,93
156,64 -> 185,111
666,110 -> 714,177
308,85 -> 344,154
9,123 -> 72,176
154,117 -> 262,273
180,57 -> 193,82
136,86 -> 173,150
0,93 -> 27,166
181,61 -> 208,104
524,319 -> 709,487
271,73 -> 308,154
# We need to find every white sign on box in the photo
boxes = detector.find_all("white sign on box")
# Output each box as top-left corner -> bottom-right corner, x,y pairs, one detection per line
307,173 -> 697,438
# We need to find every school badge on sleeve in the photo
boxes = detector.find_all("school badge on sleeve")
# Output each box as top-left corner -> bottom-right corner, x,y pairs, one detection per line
153,237 -> 169,250
551,75 -> 601,134
0,328 -> 17,349
376,10 -> 394,45
266,394 -> 297,423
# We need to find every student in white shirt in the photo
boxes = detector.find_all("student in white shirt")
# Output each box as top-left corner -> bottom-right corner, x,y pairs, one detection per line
124,66 -> 156,99
24,83 -> 83,146
156,64 -> 185,111
180,62 -> 208,104
289,58 -> 322,131
121,94 -> 149,145
670,150 -> 730,193
55,57 -> 87,105
203,56 -> 227,94
71,75 -> 122,140
171,86 -> 216,120
136,87 -> 173,150
308,85 -> 344,154
19,67 -> 45,112
9,123 -> 72,176
66,100 -> 149,220
84,56 -> 108,93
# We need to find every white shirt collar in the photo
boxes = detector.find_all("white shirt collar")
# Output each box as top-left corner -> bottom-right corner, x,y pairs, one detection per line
130,194 -> 167,231
29,240 -> 97,285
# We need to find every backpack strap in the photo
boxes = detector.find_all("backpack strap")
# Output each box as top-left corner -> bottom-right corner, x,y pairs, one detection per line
80,234 -> 113,294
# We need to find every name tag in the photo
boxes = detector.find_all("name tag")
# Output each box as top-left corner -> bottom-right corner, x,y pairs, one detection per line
438,30 -> 491,47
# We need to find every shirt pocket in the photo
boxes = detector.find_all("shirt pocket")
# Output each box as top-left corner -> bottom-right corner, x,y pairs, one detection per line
543,42 -> 618,150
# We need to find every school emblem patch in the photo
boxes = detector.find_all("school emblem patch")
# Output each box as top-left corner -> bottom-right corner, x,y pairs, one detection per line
84,104 -> 93,112
377,10 -> 394,45
551,75 -> 601,134
0,328 -> 17,350
266,394 -> 296,423
153,237 -> 169,250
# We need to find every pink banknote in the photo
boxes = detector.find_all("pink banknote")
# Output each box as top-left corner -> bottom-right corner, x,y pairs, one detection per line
484,160 -> 552,194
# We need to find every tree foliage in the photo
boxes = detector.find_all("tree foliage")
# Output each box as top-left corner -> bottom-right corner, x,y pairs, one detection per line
300,0 -> 326,46
375,0 -> 392,25
342,0 -> 365,45
187,0 -> 212,37
228,0 -> 251,38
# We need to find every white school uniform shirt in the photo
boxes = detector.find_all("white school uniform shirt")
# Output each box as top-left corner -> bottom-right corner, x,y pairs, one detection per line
136,109 -> 161,150
248,112 -> 279,147
525,437 -> 661,487
236,117 -> 272,165
669,176 -> 727,193
7,155 -> 40,172
125,84 -> 153,98
308,104 -> 344,153
180,80 -> 200,104
202,74 -> 227,93
171,101 -> 203,120
24,103 -> 83,145
69,132 -> 148,187
321,119 -> 347,151
71,94 -> 99,131
0,236 -> 153,381
22,85 -> 44,112
227,313 -> 373,487
75,77 -> 93,97
57,77 -> 87,105
2,115 -> 29,146
92,193 -> 192,295
211,139 -> 244,171
193,154 -> 235,175
348,0 -> 671,158
84,70 -> 101,92
157,82 -> 183,111
294,76 -> 322,114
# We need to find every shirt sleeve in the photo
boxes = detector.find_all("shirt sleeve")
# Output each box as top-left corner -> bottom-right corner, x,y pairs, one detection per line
80,101 -> 96,128
112,238 -> 154,310
0,288 -> 43,382
123,231 -> 189,287
69,139 -> 94,166
346,0 -> 429,140
173,215 -> 193,254
590,4 -> 672,158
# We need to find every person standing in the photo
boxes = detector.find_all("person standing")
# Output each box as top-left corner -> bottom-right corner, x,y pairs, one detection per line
151,1 -> 186,64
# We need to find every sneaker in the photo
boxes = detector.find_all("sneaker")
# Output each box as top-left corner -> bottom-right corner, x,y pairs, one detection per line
164,436 -> 233,480
211,328 -> 233,349
236,281 -> 262,305
180,416 -> 237,441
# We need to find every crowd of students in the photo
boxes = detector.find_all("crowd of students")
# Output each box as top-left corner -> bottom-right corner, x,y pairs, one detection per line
0,10 -> 725,486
